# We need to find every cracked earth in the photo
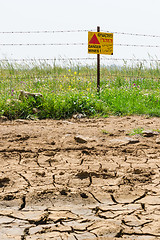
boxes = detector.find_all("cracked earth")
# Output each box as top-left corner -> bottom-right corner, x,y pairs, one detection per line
0,116 -> 160,240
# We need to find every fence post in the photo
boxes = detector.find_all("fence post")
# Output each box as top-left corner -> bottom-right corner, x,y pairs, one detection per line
97,26 -> 100,93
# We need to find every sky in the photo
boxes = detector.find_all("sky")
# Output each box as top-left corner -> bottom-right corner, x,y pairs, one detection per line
0,0 -> 160,66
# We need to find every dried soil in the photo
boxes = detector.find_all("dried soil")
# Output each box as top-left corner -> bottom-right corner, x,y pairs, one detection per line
0,116 -> 160,240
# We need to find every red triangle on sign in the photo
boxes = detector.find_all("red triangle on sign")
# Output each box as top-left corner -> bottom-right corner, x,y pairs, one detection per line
89,34 -> 100,44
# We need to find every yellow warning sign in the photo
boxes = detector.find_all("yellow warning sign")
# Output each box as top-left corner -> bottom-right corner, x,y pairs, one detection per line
88,32 -> 113,55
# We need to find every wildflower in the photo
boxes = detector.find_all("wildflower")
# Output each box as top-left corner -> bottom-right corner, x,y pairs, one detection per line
11,89 -> 14,96
74,71 -> 77,75
21,81 -> 26,85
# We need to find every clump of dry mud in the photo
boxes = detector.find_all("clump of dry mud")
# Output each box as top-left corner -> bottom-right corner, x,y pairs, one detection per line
0,116 -> 160,240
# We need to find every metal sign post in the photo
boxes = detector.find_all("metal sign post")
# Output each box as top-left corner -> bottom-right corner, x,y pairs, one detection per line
97,26 -> 100,93
88,27 -> 113,93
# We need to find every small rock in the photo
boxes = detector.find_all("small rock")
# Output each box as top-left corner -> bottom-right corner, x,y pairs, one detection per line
0,116 -> 8,122
80,192 -> 88,199
109,137 -> 139,146
142,130 -> 158,137
47,137 -> 56,145
109,139 -> 129,146
74,135 -> 87,143
36,171 -> 45,177
60,189 -> 68,196
156,138 -> 160,144
73,113 -> 86,119
62,120 -> 74,125
0,177 -> 10,188
3,194 -> 15,201
133,168 -> 143,174
19,90 -> 43,100
124,137 -> 139,144
14,119 -> 29,124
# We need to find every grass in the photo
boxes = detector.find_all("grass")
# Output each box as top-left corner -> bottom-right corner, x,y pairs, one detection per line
129,128 -> 144,136
129,127 -> 160,136
0,60 -> 159,119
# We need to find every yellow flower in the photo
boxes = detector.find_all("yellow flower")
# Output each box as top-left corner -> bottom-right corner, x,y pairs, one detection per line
74,71 -> 77,75
68,69 -> 71,72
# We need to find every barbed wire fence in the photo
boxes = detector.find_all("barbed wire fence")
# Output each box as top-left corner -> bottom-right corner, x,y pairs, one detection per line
0,28 -> 160,81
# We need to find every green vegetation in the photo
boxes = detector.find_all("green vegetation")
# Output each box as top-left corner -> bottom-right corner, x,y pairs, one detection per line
101,129 -> 110,135
0,60 -> 159,119
129,128 -> 144,136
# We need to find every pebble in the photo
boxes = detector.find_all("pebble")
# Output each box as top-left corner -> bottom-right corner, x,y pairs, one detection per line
124,137 -> 139,144
109,137 -> 139,145
142,130 -> 159,137
156,138 -> 160,144
73,113 -> 86,119
0,116 -> 8,122
74,135 -> 88,143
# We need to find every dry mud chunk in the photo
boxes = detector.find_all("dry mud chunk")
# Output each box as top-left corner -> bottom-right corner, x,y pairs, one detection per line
156,138 -> 160,144
0,177 -> 10,188
110,137 -> 139,146
124,137 -> 139,144
142,130 -> 159,137
0,116 -> 160,239
74,135 -> 88,143
0,116 -> 8,122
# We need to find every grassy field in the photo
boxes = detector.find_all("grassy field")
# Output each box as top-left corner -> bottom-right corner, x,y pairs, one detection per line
0,60 -> 159,119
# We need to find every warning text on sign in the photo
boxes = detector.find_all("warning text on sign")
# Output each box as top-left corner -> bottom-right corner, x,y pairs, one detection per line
88,32 -> 113,55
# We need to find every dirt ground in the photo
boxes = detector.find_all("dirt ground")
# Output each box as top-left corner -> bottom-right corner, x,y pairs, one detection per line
0,115 -> 160,240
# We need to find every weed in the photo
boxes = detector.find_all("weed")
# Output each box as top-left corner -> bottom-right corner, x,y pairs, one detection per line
129,128 -> 144,136
101,129 -> 109,135
0,60 -> 159,119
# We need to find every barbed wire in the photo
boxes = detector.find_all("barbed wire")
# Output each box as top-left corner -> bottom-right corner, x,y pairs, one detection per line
106,73 -> 160,80
0,43 -> 86,46
115,43 -> 160,48
0,73 -> 97,80
0,58 -> 95,62
0,73 -> 160,81
0,29 -> 160,38
101,57 -> 160,62
103,30 -> 160,38
0,29 -> 160,68
0,29 -> 91,34
0,42 -> 160,48
1,57 -> 160,62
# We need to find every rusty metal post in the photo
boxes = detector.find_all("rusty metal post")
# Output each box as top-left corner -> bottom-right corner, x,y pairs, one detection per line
97,26 -> 100,93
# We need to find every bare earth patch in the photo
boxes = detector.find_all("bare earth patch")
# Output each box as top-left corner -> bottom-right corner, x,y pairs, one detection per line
0,116 -> 160,240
